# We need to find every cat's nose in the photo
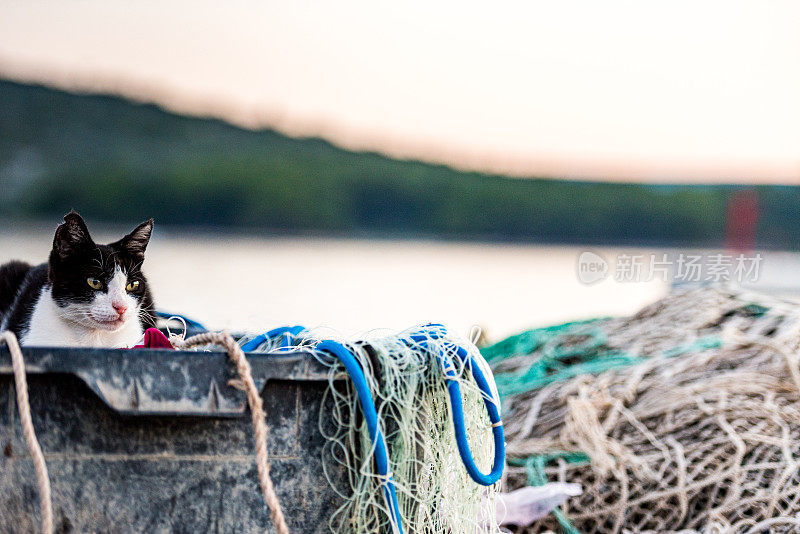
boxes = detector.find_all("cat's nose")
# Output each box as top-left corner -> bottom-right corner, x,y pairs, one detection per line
112,302 -> 128,316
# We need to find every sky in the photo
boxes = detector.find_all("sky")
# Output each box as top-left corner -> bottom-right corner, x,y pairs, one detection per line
0,0 -> 799,184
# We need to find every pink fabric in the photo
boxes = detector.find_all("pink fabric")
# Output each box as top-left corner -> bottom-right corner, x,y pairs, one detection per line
130,327 -> 174,350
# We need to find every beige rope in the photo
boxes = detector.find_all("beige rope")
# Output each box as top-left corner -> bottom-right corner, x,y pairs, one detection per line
174,331 -> 290,534
1,330 -> 53,534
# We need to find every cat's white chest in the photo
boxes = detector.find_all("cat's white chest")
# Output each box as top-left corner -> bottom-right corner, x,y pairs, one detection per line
22,288 -> 143,348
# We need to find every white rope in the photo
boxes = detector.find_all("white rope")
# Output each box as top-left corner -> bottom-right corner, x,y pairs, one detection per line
1,330 -> 53,534
174,331 -> 290,534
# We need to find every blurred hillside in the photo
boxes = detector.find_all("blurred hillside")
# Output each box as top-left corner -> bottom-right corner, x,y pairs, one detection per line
1,79 -> 798,248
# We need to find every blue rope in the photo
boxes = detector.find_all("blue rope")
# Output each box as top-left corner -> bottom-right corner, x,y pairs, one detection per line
316,340 -> 404,534
242,324 -> 506,531
240,325 -> 305,352
408,325 -> 505,486
155,310 -> 206,330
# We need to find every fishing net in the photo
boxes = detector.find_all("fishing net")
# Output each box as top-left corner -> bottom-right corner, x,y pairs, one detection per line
244,326 -> 501,533
488,286 -> 800,533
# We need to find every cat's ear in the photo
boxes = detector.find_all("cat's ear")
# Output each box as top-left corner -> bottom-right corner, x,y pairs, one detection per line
52,211 -> 94,259
115,219 -> 153,257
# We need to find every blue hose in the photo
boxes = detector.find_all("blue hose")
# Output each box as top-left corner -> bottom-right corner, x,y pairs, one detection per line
408,326 -> 505,486
156,310 -> 206,330
240,325 -> 305,352
242,324 -> 505,531
316,340 -> 404,534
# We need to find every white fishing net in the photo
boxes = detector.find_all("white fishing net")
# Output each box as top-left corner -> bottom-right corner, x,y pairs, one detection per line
244,326 -> 502,533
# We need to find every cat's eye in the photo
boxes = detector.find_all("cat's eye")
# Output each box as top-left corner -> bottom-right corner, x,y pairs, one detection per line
86,278 -> 102,290
126,280 -> 140,292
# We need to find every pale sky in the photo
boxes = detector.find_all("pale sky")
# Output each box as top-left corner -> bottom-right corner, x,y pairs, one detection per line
1,0 -> 799,184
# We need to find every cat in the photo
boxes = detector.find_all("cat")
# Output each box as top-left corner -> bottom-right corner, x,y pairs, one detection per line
0,212 -> 157,347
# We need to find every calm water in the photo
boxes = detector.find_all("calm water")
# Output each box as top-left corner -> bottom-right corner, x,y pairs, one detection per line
0,224 -> 671,342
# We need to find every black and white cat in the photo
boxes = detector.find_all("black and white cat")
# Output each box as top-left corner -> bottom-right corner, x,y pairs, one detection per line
0,212 -> 157,347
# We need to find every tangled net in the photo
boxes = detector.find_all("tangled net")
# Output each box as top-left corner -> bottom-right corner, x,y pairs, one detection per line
246,326 -> 501,533
489,286 -> 800,534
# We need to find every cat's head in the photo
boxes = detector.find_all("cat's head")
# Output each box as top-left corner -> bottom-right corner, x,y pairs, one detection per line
48,211 -> 156,332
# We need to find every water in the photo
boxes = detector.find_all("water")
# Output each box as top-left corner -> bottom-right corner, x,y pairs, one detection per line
0,225 -> 670,342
